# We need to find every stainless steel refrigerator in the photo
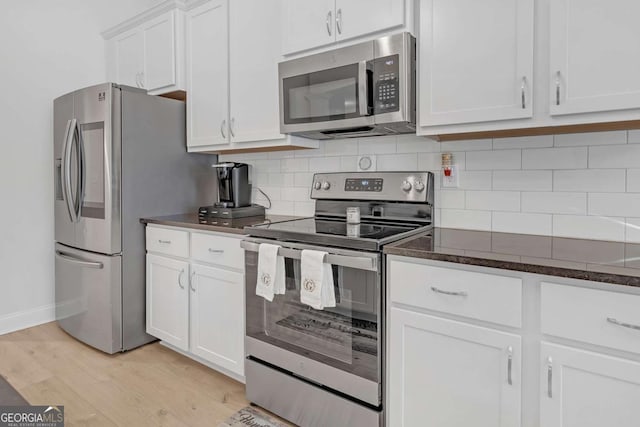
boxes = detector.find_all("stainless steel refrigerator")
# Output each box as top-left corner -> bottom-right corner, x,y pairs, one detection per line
54,83 -> 214,354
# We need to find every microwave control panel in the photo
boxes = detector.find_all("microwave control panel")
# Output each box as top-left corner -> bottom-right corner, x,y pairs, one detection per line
373,54 -> 400,114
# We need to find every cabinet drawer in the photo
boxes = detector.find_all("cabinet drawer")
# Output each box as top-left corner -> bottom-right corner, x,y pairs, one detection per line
541,283 -> 640,355
191,233 -> 243,270
146,226 -> 189,258
388,259 -> 522,327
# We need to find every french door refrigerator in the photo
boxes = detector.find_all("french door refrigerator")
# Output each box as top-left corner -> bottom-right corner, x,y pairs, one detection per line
54,83 -> 214,354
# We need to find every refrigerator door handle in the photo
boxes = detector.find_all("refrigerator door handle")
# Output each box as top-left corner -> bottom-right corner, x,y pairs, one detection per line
60,119 -> 74,222
63,119 -> 78,223
55,250 -> 104,269
77,121 -> 85,220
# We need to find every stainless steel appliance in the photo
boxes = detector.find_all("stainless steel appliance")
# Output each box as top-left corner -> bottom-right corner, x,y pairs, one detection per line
213,162 -> 252,208
54,83 -> 214,354
242,171 -> 434,427
278,32 -> 416,140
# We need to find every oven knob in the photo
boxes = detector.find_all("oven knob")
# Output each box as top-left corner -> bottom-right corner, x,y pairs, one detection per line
322,181 -> 331,190
401,180 -> 412,192
414,180 -> 425,192
314,181 -> 321,190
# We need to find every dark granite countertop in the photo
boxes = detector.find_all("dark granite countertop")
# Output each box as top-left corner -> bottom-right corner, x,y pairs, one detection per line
384,228 -> 640,287
140,213 -> 302,235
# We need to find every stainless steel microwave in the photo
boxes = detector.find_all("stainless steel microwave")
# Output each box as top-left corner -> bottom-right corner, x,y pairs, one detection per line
278,32 -> 416,140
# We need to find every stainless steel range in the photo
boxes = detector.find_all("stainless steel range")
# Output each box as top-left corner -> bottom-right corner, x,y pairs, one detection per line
241,171 -> 434,427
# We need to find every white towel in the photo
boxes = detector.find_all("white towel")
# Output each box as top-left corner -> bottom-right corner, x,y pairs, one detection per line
300,249 -> 335,310
256,243 -> 285,301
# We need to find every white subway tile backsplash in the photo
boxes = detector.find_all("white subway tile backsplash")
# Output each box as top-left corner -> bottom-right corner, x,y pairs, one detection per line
492,135 -> 553,150
457,171 -> 493,190
439,138 -> 492,152
396,135 -> 441,153
466,191 -> 520,212
439,190 -> 466,209
521,192 -> 586,215
377,153 -> 418,171
553,215 -> 626,241
224,128 -> 640,241
554,169 -> 626,192
466,149 -> 521,170
358,136 -> 396,154
281,157 -> 309,172
588,193 -> 640,217
440,209 -> 492,231
589,144 -> 640,168
492,212 -> 552,235
309,157 -> 341,172
554,130 -> 627,147
523,147 -> 588,170
493,171 -> 552,191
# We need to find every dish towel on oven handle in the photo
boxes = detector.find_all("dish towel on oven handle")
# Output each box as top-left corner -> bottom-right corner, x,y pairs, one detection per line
300,249 -> 336,310
255,243 -> 285,302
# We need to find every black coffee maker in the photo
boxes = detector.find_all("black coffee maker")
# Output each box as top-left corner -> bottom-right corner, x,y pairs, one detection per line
213,162 -> 251,208
199,163 -> 265,220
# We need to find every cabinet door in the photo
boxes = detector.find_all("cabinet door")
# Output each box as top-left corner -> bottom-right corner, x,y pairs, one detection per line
190,263 -> 245,376
146,254 -> 189,351
282,0 -> 335,55
541,342 -> 640,427
419,0 -> 534,127
389,308 -> 521,427
335,0 -> 404,42
549,0 -> 640,115
141,10 -> 176,91
114,30 -> 143,88
186,0 -> 229,148
229,0 -> 285,143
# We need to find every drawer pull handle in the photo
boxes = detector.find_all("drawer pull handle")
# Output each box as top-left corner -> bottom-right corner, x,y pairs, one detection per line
158,239 -> 171,244
208,248 -> 224,254
607,317 -> 640,331
507,346 -> 513,386
547,357 -> 553,398
430,286 -> 468,297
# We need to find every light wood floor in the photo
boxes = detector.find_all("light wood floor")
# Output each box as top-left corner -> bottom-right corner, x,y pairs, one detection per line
0,322 -> 254,426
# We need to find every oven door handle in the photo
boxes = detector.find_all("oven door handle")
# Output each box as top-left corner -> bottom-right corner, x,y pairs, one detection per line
240,240 -> 377,271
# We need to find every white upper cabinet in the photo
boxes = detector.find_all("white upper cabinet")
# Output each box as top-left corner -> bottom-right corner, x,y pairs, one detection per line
419,0 -> 534,128
549,0 -> 640,116
104,6 -> 185,94
282,0 -> 407,56
186,0 -> 229,148
335,0 -> 405,42
282,0 -> 335,55
228,0 -> 285,143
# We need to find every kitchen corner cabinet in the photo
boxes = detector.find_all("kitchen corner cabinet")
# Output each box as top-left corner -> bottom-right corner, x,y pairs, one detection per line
549,0 -> 640,116
104,6 -> 185,94
185,0 -> 318,153
418,0 -> 534,129
145,225 -> 245,381
282,0 -> 407,56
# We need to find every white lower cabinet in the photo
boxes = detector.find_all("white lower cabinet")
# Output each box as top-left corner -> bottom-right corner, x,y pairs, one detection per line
145,225 -> 245,380
389,307 -> 522,427
541,342 -> 640,427
190,263 -> 244,375
146,254 -> 190,351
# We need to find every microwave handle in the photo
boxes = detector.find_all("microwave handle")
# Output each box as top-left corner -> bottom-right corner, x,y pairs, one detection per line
358,60 -> 371,116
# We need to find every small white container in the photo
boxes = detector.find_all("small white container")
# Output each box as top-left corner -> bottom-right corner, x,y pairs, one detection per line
346,207 -> 361,224
347,224 -> 361,237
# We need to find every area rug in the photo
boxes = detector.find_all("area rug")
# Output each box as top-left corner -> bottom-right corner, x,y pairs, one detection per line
0,375 -> 28,406
218,406 -> 290,427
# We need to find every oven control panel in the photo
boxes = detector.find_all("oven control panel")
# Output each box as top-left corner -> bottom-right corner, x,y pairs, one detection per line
312,172 -> 433,203
373,54 -> 400,114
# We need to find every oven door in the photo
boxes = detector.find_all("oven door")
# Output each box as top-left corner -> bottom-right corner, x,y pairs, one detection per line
241,238 -> 381,407
279,42 -> 374,136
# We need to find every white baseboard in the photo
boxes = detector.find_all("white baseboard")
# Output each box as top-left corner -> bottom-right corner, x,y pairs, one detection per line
0,304 -> 56,336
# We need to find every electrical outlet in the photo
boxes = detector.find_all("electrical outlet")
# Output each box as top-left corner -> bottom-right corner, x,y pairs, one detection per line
441,165 -> 459,188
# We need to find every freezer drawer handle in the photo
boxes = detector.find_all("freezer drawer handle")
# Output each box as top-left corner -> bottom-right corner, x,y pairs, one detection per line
55,250 -> 104,269
607,317 -> 640,331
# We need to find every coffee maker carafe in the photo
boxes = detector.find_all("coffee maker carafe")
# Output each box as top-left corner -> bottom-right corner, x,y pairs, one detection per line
213,162 -> 251,208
